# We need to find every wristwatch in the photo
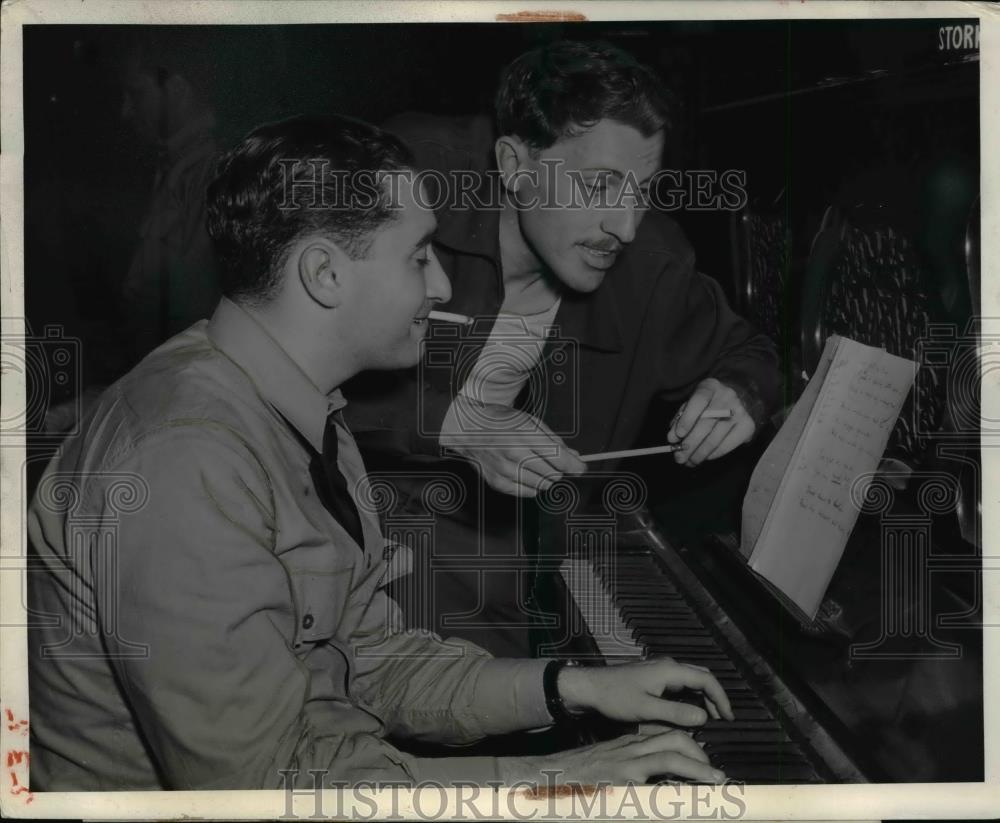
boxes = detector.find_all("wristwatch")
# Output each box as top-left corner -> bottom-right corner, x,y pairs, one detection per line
543,658 -> 585,725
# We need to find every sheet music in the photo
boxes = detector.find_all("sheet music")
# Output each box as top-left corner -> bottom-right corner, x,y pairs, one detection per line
744,336 -> 916,619
740,336 -> 840,559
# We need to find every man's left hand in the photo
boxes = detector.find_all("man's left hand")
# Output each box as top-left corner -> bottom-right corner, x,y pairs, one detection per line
557,657 -> 735,726
666,377 -> 755,466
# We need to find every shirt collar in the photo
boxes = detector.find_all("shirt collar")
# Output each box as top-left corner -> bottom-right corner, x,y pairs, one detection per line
206,297 -> 343,453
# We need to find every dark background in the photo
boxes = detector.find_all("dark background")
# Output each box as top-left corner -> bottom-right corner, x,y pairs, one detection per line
23,19 -> 979,390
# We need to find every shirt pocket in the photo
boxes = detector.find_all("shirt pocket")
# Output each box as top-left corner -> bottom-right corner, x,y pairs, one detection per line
282,546 -> 357,648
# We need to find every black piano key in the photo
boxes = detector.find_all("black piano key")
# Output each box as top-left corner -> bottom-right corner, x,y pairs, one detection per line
621,601 -> 688,610
700,719 -> 782,730
695,729 -> 791,745
726,707 -> 774,720
635,633 -> 718,648
729,698 -> 775,711
605,581 -> 681,595
625,608 -> 703,619
620,604 -> 702,616
712,680 -> 756,693
701,742 -> 808,757
626,618 -> 709,632
655,657 -> 739,674
621,607 -> 703,620
687,670 -> 749,684
613,593 -> 690,602
652,654 -> 753,670
613,586 -> 680,596
642,642 -> 739,658
617,600 -> 698,611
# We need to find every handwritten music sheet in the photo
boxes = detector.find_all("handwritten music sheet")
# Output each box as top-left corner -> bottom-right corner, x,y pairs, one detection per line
741,335 -> 916,619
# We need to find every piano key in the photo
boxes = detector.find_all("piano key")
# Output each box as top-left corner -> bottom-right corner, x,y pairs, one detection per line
626,618 -> 711,633
604,578 -> 680,592
658,657 -> 740,674
557,545 -> 833,785
695,729 -> 791,744
729,698 -> 777,710
636,634 -> 718,648
724,707 -> 775,720
701,742 -> 807,756
700,719 -> 782,731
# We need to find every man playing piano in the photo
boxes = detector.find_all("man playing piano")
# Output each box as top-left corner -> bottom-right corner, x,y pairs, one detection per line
345,40 -> 783,656
26,114 -> 733,791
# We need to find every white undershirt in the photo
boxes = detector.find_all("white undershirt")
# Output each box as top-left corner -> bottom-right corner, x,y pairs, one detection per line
440,299 -> 562,437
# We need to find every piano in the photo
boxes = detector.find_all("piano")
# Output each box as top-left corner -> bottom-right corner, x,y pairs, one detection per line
526,482 -> 984,785
536,510 -> 864,784
525,506 -> 854,784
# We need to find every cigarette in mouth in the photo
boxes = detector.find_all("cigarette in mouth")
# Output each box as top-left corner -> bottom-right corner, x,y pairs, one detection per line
428,311 -> 474,326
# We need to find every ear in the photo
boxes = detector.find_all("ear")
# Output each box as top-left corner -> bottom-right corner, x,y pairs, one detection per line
296,237 -> 353,309
494,135 -> 532,196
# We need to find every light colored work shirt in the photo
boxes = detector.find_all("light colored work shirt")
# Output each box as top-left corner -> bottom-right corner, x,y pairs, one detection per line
27,298 -> 550,791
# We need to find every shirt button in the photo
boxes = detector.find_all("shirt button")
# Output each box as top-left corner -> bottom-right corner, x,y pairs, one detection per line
302,614 -> 315,630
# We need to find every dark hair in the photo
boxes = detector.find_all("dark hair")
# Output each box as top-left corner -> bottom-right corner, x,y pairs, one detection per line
495,40 -> 673,150
206,114 -> 414,305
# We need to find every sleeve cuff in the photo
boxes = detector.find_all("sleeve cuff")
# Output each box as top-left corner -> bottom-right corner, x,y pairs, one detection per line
711,370 -> 771,434
472,658 -> 552,732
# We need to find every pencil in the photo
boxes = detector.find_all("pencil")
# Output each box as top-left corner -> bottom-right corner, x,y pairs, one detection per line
582,409 -> 734,463
581,444 -> 682,463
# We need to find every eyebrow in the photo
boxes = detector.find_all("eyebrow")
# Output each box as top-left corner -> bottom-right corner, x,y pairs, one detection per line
579,168 -> 655,186
412,226 -> 437,251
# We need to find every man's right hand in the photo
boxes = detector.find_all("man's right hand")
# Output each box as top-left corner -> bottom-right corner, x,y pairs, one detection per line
439,396 -> 586,497
503,727 -> 725,786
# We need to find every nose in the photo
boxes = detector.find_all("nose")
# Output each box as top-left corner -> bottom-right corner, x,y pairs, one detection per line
424,247 -> 452,304
600,203 -> 638,246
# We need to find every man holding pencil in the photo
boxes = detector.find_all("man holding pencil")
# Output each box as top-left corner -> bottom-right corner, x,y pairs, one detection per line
345,40 -> 781,657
